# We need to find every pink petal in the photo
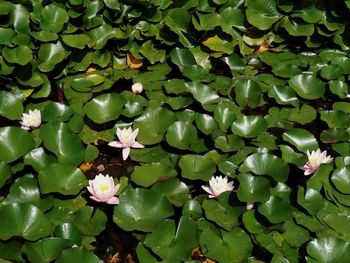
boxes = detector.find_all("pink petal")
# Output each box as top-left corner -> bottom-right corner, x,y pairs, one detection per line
90,195 -> 102,202
122,147 -> 131,160
202,185 -> 216,197
87,186 -> 95,196
106,196 -> 119,204
132,141 -> 144,149
108,141 -> 124,148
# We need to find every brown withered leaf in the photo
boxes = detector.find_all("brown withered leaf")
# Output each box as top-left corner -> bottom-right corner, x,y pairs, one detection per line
127,52 -> 143,69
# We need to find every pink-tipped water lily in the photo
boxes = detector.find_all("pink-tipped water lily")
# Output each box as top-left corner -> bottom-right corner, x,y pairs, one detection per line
108,127 -> 144,160
202,175 -> 234,198
87,173 -> 120,204
20,109 -> 41,130
300,149 -> 333,175
131,82 -> 143,94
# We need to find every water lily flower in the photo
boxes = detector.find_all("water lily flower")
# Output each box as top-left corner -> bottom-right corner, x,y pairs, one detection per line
246,202 -> 254,210
108,127 -> 144,160
202,175 -> 234,198
87,173 -> 120,204
300,149 -> 333,175
131,82 -> 143,94
20,109 -> 41,130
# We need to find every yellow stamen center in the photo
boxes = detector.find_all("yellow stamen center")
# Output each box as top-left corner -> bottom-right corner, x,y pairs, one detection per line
121,134 -> 131,142
99,184 -> 109,191
309,157 -> 319,166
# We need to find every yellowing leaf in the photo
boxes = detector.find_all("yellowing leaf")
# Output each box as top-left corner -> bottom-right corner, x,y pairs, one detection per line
127,52 -> 143,69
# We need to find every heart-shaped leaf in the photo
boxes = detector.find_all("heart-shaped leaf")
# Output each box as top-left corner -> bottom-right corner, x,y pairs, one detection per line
134,107 -> 176,145
114,188 -> 174,232
179,154 -> 216,181
0,127 -> 35,163
40,122 -> 84,165
240,153 -> 289,182
166,121 -> 198,150
84,93 -> 125,124
289,74 -> 325,99
131,163 -> 177,187
38,163 -> 87,195
0,203 -> 52,241
0,91 -> 23,120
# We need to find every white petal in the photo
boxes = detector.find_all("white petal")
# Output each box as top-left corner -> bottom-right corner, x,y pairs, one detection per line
132,141 -> 144,149
122,147 -> 131,160
108,141 -> 124,148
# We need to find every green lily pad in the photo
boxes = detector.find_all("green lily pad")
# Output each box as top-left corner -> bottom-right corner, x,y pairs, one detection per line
307,237 -> 350,262
214,102 -> 238,131
151,178 -> 190,207
134,107 -> 176,145
40,4 -> 69,33
182,200 -> 203,220
237,173 -> 270,202
61,34 -> 90,49
84,93 -> 125,124
246,0 -> 281,30
42,102 -> 73,122
2,45 -> 32,65
24,147 -> 57,172
199,227 -> 252,263
0,203 -> 52,241
235,79 -> 262,108
202,194 -> 245,231
0,161 -> 11,188
195,113 -> 218,135
0,240 -> 22,262
38,163 -> 87,195
54,223 -> 81,245
179,154 -> 216,181
22,238 -> 72,263
240,153 -> 289,182
0,91 -> 23,120
331,166 -> 350,194
55,247 -> 103,263
38,41 -> 68,72
282,128 -> 318,152
131,163 -> 177,187
3,174 -> 53,211
166,121 -> 198,150
114,188 -> 174,232
215,134 -> 245,153
231,115 -> 267,138
288,74 -> 325,100
0,127 -> 35,163
258,196 -> 294,224
73,206 -> 107,236
40,122 -> 84,165
143,216 -> 198,261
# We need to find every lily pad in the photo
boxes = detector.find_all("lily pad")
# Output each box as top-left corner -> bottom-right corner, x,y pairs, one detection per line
179,154 -> 216,181
0,127 -> 35,163
131,163 -> 177,187
84,93 -> 125,124
114,188 -> 174,232
240,153 -> 289,182
134,107 -> 176,145
0,203 -> 52,241
288,74 -> 325,100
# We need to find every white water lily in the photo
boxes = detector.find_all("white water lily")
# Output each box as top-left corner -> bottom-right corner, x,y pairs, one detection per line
108,127 -> 144,160
202,175 -> 234,198
300,149 -> 333,175
20,109 -> 41,130
87,174 -> 120,204
131,82 -> 143,94
246,202 -> 254,211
